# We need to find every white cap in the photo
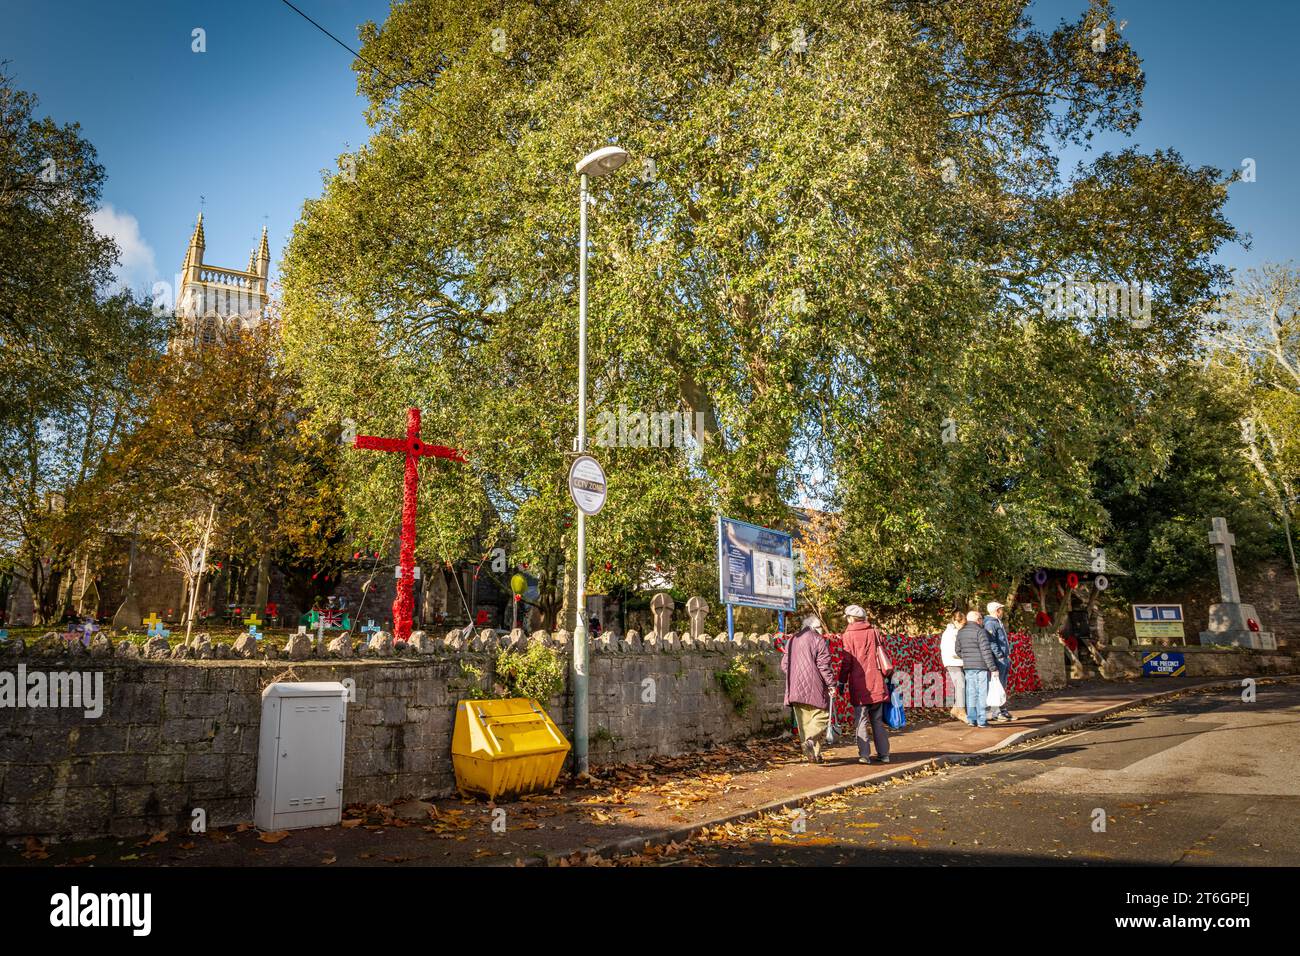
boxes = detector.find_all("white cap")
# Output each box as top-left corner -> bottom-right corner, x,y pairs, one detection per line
987,601 -> 1004,614
844,604 -> 866,620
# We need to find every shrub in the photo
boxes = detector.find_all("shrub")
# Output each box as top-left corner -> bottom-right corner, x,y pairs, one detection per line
494,641 -> 565,702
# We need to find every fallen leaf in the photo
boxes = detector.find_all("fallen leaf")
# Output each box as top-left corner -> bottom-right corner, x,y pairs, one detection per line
258,830 -> 290,844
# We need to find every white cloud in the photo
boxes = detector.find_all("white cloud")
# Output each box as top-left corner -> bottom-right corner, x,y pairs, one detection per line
91,204 -> 158,294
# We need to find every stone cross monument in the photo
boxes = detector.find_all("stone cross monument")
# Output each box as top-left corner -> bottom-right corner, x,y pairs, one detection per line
1198,517 -> 1276,650
686,597 -> 709,639
650,592 -> 675,636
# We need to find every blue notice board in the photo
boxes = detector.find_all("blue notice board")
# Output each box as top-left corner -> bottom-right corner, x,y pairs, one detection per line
1142,651 -> 1186,677
717,516 -> 797,612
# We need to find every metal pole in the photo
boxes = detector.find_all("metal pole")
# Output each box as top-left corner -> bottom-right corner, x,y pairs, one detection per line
726,603 -> 734,641
573,171 -> 590,776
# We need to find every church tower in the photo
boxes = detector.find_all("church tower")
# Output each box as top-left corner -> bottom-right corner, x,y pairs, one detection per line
174,213 -> 270,348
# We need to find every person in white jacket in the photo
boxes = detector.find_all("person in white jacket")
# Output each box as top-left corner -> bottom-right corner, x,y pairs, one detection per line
939,609 -> 966,721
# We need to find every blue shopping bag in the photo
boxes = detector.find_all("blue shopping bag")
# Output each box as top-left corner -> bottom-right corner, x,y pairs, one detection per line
884,676 -> 907,729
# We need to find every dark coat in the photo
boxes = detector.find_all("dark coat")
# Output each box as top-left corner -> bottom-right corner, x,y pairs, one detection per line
983,614 -> 1010,671
837,621 -> 890,705
955,621 -> 997,671
781,627 -> 837,709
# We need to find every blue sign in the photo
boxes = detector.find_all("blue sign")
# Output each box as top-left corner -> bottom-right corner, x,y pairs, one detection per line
1142,651 -> 1186,677
717,516 -> 796,612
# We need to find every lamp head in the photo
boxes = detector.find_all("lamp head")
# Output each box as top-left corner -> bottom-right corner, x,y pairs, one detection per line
577,146 -> 630,178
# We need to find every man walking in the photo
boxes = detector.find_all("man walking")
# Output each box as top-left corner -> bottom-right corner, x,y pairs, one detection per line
837,605 -> 892,764
983,601 -> 1014,722
781,614 -> 839,763
955,610 -> 998,728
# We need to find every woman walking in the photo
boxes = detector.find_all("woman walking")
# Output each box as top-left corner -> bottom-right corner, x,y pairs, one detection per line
837,605 -> 892,764
781,614 -> 839,763
939,609 -> 966,722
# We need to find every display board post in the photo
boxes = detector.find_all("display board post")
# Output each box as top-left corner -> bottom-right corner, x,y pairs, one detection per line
726,603 -> 735,642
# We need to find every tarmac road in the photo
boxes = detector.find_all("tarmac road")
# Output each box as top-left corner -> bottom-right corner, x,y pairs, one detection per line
688,681 -> 1300,866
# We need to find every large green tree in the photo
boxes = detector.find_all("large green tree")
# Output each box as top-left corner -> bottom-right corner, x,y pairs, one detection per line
280,0 -> 1238,618
0,69 -> 164,622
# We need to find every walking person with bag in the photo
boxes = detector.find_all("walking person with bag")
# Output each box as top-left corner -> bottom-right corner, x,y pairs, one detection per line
939,609 -> 966,722
781,614 -> 839,763
955,610 -> 998,728
983,601 -> 1014,722
837,605 -> 892,764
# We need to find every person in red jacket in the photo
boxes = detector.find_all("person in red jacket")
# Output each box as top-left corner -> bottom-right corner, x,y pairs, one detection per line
837,605 -> 892,764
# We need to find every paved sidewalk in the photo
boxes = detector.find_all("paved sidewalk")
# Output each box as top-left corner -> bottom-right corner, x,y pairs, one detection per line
7,677 -> 1282,868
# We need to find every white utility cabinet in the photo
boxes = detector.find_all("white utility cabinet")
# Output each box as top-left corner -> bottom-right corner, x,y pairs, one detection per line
254,681 -> 348,831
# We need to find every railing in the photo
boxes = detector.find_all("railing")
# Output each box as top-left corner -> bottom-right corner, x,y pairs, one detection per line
198,267 -> 257,289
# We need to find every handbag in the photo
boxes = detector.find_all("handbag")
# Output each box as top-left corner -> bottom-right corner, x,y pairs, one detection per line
874,632 -> 894,675
986,670 -> 1007,709
884,676 -> 907,729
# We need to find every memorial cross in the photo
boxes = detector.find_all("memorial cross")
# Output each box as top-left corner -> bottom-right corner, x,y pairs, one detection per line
1208,516 -> 1242,605
352,407 -> 466,642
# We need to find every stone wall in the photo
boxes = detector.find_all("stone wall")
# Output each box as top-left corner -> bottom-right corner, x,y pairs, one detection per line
1029,634 -> 1069,689
0,631 -> 786,840
1098,644 -> 1299,681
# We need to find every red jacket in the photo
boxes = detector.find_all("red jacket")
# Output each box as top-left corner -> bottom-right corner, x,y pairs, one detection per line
837,621 -> 890,705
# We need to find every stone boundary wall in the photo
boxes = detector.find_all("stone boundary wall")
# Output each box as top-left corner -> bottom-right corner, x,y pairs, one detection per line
0,628 -> 786,839
1098,644 -> 1299,681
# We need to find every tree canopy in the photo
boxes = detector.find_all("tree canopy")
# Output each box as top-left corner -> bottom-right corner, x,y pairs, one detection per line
278,0 -> 1243,615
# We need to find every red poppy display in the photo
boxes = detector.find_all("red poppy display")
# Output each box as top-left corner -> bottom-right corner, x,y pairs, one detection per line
774,629 -> 1044,737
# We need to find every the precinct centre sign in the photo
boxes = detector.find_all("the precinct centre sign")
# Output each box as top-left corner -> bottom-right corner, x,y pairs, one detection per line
1142,651 -> 1186,677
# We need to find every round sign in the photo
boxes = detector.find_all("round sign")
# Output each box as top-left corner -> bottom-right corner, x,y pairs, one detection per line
568,455 -> 607,515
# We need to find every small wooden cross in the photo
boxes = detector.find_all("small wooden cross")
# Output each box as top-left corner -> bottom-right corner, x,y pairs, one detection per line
361,619 -> 380,637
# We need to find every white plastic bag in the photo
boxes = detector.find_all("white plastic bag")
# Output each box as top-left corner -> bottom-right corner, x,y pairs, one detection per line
986,671 -> 1007,709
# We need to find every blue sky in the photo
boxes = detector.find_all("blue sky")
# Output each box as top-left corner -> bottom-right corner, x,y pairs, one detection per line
3,0 -> 1296,296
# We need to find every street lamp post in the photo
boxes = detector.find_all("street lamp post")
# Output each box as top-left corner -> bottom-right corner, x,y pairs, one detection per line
573,145 -> 629,776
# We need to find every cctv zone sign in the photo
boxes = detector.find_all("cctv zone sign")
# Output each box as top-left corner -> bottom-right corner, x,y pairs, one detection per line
717,515 -> 796,612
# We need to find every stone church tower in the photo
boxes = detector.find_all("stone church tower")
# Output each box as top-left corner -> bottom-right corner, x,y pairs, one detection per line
173,213 -> 270,348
